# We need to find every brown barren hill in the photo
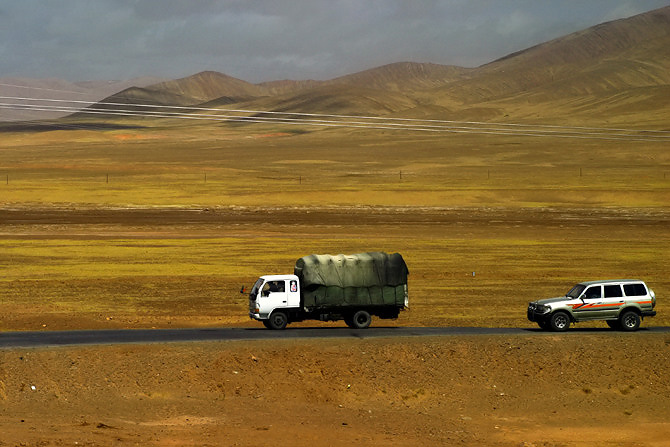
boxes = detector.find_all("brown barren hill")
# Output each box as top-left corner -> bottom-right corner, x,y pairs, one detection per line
73,71 -> 269,118
248,84 -> 419,117
245,6 -> 670,124
327,61 -> 471,92
56,5 -> 670,127
426,6 -> 670,124
0,76 -> 166,121
147,70 -> 267,104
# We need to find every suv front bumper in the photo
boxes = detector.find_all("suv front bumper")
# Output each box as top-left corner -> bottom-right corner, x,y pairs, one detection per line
527,304 -> 552,323
527,309 -> 550,323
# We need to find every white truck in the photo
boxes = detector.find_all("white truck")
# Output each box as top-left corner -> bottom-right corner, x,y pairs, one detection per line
248,252 -> 409,329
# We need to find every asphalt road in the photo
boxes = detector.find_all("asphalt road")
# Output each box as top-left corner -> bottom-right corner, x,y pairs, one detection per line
1,326 -> 669,348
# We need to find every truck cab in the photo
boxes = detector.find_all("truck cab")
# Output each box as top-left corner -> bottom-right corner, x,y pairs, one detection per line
249,274 -> 301,324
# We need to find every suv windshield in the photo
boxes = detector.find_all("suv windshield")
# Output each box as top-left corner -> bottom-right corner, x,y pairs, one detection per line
566,284 -> 586,298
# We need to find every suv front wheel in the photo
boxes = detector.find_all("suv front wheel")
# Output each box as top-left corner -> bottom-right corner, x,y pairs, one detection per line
549,311 -> 571,332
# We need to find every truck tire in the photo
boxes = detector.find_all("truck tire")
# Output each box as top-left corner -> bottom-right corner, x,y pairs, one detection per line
350,310 -> 372,329
267,311 -> 288,330
619,310 -> 640,331
549,311 -> 570,332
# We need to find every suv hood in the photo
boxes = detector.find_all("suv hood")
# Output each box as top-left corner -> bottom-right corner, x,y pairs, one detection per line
534,296 -> 570,305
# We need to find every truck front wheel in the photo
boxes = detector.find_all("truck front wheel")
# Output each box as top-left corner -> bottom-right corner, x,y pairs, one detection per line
348,310 -> 372,329
267,311 -> 288,330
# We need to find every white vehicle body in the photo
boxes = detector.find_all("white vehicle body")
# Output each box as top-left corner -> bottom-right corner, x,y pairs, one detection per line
528,279 -> 657,331
249,274 -> 301,320
248,252 -> 409,330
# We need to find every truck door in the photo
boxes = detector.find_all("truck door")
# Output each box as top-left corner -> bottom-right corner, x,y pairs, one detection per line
262,280 -> 289,309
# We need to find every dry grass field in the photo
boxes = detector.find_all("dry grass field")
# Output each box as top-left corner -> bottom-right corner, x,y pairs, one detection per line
1,121 -> 668,331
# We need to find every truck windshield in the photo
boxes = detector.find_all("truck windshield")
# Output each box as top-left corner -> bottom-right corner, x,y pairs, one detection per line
249,278 -> 264,299
566,284 -> 586,298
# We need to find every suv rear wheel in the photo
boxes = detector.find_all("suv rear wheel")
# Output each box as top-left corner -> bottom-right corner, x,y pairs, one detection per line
549,311 -> 571,332
619,310 -> 640,331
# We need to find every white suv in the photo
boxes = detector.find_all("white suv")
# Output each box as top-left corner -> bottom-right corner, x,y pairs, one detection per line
527,279 -> 656,331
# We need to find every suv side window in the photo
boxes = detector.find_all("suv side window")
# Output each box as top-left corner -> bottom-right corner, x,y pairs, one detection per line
623,283 -> 647,296
604,284 -> 623,298
583,286 -> 601,299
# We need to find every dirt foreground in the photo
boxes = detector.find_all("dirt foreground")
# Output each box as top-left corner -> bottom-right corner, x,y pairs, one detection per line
1,334 -> 669,447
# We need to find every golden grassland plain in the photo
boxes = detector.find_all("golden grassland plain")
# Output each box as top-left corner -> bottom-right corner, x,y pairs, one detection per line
0,120 -> 668,330
1,120 -> 669,208
1,119 -> 670,446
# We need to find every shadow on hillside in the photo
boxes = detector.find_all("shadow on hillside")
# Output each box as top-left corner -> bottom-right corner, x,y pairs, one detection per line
0,121 -> 144,133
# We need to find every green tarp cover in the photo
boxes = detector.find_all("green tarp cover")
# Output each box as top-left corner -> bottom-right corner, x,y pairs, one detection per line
294,252 -> 409,309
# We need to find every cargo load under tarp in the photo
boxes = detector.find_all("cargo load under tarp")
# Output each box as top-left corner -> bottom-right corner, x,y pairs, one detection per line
294,252 -> 409,309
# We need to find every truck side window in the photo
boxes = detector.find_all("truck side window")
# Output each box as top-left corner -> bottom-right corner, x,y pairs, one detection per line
290,280 -> 298,292
604,284 -> 623,298
261,281 -> 285,296
583,286 -> 601,299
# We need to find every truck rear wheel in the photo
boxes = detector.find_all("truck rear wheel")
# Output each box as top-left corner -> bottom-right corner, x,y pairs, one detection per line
267,311 -> 288,330
349,310 -> 372,329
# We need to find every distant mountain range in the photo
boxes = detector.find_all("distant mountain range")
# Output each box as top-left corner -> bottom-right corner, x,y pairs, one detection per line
2,5 -> 669,126
0,77 -> 167,121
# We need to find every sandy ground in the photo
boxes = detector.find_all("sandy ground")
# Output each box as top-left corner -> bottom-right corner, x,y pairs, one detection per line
1,334 -> 670,446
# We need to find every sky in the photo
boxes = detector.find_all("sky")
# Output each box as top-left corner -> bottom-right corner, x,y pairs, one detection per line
1,0 -> 668,83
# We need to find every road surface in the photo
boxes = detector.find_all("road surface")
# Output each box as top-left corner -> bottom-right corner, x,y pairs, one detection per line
1,326 -> 669,348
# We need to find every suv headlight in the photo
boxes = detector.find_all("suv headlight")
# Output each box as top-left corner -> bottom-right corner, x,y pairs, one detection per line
536,304 -> 551,314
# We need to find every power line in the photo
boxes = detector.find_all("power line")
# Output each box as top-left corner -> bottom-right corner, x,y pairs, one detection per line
1,96 -> 669,142
4,94 -> 670,134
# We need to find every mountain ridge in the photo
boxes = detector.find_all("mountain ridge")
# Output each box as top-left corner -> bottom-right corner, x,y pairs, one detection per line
4,5 -> 669,125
